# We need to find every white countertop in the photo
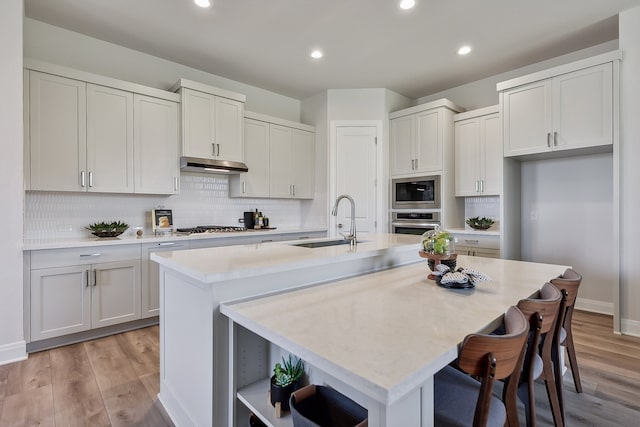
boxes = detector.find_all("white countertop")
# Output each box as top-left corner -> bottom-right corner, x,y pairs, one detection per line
447,227 -> 500,236
221,255 -> 568,406
151,233 -> 419,284
23,227 -> 327,250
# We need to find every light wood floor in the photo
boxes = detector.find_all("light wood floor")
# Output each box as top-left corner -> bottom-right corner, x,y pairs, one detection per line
1,311 -> 639,426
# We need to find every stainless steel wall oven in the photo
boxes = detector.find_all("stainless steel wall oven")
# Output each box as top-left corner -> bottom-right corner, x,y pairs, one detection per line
392,175 -> 441,210
391,211 -> 441,235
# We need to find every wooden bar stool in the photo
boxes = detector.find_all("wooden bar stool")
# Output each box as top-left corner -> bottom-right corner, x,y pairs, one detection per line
503,283 -> 563,427
434,306 -> 529,427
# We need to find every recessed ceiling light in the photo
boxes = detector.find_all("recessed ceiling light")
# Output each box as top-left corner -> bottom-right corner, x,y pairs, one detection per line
399,0 -> 416,10
310,50 -> 323,59
457,45 -> 472,55
194,0 -> 211,8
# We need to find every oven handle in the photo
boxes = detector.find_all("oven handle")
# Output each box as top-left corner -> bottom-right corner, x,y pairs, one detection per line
391,221 -> 441,228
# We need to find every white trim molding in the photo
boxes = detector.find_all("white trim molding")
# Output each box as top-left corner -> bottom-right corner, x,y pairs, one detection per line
621,318 -> 640,338
0,340 -> 27,366
575,297 -> 614,316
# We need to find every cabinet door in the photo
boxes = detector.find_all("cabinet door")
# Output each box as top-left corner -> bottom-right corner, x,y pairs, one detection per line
29,71 -> 86,191
91,260 -> 141,328
481,113 -> 502,196
30,265 -> 91,340
142,242 -> 188,318
269,124 -> 293,198
182,88 -> 216,159
86,84 -> 134,193
232,118 -> 270,197
553,63 -> 613,151
390,115 -> 415,176
215,97 -> 244,162
454,118 -> 481,196
291,129 -> 315,199
415,109 -> 442,172
503,80 -> 552,157
134,94 -> 179,194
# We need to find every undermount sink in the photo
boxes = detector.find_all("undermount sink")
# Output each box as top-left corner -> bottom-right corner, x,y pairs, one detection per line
290,239 -> 366,248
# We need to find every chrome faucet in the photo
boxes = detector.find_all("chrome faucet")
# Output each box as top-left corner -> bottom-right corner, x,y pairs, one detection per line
331,194 -> 357,245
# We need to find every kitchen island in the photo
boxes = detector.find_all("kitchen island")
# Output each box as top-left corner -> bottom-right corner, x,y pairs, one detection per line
151,233 -> 419,427
221,255 -> 569,427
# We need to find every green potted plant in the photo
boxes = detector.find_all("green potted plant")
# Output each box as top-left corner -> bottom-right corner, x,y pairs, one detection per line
270,355 -> 305,412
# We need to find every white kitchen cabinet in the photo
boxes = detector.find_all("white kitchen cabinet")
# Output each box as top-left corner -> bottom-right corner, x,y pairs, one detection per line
28,71 -> 87,192
502,62 -> 613,157
176,81 -> 245,162
26,64 -> 180,195
452,233 -> 500,258
141,241 -> 188,318
454,107 -> 502,196
390,99 -> 463,178
133,94 -> 180,194
232,112 -> 315,199
230,118 -> 270,197
29,245 -> 141,341
87,84 -> 134,193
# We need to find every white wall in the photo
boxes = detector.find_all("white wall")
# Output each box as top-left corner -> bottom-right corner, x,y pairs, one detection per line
24,18 -> 301,121
417,40 -> 618,110
619,7 -> 640,334
0,0 -> 26,365
520,153 -> 614,312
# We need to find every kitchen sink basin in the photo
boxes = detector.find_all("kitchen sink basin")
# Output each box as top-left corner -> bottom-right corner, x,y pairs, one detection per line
290,239 -> 366,248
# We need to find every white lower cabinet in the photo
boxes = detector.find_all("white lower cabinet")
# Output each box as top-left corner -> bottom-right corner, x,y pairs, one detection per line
452,233 -> 500,258
141,241 -> 188,318
29,245 -> 141,341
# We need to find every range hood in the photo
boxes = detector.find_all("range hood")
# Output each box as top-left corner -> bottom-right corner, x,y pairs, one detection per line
180,156 -> 248,174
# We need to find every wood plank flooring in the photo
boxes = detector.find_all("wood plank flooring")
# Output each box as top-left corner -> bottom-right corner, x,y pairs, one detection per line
0,311 -> 638,426
0,325 -> 170,427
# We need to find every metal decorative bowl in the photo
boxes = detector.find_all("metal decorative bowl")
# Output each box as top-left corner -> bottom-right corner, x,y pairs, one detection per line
466,217 -> 495,230
87,222 -> 129,238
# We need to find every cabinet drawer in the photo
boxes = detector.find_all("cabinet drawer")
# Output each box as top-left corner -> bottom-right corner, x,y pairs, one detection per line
30,244 -> 141,269
452,234 -> 500,250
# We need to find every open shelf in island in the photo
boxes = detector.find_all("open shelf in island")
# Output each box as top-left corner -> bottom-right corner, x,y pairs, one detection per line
237,377 -> 294,427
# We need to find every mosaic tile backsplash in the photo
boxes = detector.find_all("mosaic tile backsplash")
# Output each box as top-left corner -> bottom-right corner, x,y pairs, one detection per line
25,173 -> 315,240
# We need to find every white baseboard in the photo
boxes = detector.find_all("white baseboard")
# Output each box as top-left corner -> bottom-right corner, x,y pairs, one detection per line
0,340 -> 27,366
621,318 -> 640,337
575,297 -> 613,315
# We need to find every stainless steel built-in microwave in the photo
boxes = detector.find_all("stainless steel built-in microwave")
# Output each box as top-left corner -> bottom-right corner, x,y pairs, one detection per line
392,175 -> 441,209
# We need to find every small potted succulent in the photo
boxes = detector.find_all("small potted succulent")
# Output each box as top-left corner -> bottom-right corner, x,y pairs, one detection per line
270,355 -> 305,412
86,221 -> 129,238
466,216 -> 495,230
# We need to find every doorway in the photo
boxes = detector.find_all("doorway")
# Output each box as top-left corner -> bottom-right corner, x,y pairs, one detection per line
329,121 -> 384,237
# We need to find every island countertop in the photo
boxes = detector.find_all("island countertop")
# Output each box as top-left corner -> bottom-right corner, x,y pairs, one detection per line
151,233 -> 419,284
221,255 -> 569,408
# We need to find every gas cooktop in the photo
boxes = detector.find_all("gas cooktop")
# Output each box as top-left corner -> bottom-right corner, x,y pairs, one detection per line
176,225 -> 247,234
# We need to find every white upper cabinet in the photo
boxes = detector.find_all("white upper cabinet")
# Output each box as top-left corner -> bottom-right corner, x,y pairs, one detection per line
26,62 -> 181,194
133,94 -> 180,195
86,84 -> 134,193
231,112 -> 315,199
29,71 -> 87,192
173,79 -> 245,162
501,58 -> 615,158
389,99 -> 463,178
454,107 -> 502,197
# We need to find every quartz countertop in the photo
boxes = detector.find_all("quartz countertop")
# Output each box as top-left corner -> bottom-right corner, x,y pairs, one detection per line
151,233 -> 420,284
447,227 -> 500,236
23,227 -> 327,251
221,255 -> 568,405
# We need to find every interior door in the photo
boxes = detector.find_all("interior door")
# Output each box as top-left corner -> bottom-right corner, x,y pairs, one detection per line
335,126 -> 377,235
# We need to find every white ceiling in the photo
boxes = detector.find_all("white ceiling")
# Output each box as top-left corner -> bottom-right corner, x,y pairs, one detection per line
24,0 -> 640,100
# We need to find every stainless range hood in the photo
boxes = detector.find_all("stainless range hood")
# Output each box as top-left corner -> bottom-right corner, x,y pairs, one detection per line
180,156 -> 248,174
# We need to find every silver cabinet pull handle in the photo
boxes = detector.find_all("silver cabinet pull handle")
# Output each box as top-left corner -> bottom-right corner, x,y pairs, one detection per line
480,180 -> 484,193
554,131 -> 558,146
216,143 -> 220,157
174,177 -> 178,191
414,158 -> 418,169
89,171 -> 93,187
85,270 -> 90,287
212,143 -> 216,156
411,159 -> 414,170
464,239 -> 479,244
547,132 -> 551,147
80,253 -> 102,257
93,269 -> 97,287
158,242 -> 175,246
242,181 -> 246,194
475,180 -> 479,192
81,171 -> 86,187
292,184 -> 295,196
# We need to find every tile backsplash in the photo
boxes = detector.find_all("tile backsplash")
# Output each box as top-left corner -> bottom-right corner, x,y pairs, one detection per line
464,196 -> 500,227
25,173 -> 310,240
